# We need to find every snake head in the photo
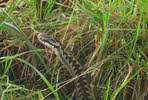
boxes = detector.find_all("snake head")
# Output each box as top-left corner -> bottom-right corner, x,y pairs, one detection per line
38,33 -> 61,49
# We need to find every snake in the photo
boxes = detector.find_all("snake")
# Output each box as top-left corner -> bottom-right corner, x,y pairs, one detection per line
38,33 -> 93,100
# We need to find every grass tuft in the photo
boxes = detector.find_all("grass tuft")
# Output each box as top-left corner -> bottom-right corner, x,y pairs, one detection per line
0,0 -> 147,99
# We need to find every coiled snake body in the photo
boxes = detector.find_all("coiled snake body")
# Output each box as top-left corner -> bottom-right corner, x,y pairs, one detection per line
38,33 -> 92,100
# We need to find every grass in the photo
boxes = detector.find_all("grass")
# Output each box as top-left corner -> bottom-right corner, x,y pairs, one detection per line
0,0 -> 148,100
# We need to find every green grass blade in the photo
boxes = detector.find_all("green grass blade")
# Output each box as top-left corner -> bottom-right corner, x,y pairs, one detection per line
104,76 -> 111,100
16,58 -> 60,100
110,67 -> 144,100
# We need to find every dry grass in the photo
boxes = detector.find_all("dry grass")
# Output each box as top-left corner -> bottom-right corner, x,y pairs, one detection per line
0,0 -> 148,100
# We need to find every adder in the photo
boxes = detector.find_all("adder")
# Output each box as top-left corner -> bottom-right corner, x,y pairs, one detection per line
38,33 -> 93,100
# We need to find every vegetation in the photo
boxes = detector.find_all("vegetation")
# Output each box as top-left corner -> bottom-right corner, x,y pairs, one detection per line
0,0 -> 147,100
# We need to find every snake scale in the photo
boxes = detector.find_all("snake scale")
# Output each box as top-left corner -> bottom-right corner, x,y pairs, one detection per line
38,33 -> 93,100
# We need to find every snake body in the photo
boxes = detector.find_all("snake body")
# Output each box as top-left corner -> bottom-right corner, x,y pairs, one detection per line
38,33 -> 92,100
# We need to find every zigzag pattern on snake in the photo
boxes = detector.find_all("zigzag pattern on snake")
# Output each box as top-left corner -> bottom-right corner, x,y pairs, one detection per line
38,33 -> 93,100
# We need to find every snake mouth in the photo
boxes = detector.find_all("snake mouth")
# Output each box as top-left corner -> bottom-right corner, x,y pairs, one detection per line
38,33 -> 49,39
